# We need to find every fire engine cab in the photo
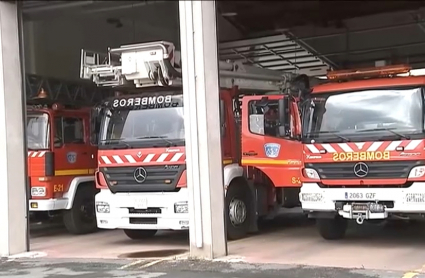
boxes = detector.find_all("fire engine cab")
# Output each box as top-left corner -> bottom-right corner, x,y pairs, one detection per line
27,89 -> 98,234
80,41 -> 311,240
299,65 -> 425,240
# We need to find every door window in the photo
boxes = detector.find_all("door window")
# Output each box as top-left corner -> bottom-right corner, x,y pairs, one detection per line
248,100 -> 280,137
60,117 -> 85,144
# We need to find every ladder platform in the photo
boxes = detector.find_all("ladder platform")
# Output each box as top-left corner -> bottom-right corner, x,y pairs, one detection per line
80,41 -> 300,92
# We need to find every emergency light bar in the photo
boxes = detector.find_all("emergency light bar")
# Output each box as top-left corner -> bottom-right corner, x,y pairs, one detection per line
327,64 -> 412,81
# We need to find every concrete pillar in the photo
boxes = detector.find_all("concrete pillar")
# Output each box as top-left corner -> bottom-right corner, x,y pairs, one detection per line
178,0 -> 227,259
22,21 -> 37,74
0,1 -> 28,257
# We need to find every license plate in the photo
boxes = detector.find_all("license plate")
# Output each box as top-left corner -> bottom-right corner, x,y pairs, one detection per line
345,192 -> 377,200
134,198 -> 148,209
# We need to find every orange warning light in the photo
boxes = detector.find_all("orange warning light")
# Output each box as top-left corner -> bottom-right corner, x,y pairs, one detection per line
35,88 -> 49,99
326,64 -> 411,81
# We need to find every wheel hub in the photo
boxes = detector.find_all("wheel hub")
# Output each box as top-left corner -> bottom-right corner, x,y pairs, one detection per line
229,198 -> 247,226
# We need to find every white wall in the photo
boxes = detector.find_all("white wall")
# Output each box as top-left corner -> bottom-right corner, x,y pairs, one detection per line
22,2 -> 242,80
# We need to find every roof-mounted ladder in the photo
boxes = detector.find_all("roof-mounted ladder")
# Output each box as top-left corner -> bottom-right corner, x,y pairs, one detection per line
80,41 -> 301,93
25,74 -> 117,106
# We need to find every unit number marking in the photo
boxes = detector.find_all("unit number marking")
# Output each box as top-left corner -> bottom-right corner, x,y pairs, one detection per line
291,177 -> 301,184
54,184 -> 64,192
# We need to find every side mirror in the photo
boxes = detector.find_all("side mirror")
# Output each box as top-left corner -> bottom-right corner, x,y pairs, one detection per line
278,97 -> 290,137
289,74 -> 312,100
219,99 -> 226,137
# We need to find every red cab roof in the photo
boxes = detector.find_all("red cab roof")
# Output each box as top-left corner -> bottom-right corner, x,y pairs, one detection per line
312,76 -> 425,94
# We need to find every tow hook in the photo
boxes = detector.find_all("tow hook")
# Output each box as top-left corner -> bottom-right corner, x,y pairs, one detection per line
356,214 -> 365,225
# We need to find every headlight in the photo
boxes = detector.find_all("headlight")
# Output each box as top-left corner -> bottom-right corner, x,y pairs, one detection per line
408,166 -> 425,178
300,193 -> 323,202
174,201 -> 188,213
31,187 -> 46,197
405,193 -> 425,203
304,168 -> 320,180
96,201 -> 110,213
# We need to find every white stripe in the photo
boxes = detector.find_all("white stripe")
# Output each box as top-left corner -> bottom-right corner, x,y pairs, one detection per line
366,142 -> 383,152
385,141 -> 402,151
37,151 -> 46,157
405,140 -> 422,151
338,143 -> 353,152
170,153 -> 184,162
321,144 -> 336,153
143,153 -> 155,163
157,153 -> 169,162
124,155 -> 137,163
112,155 -> 124,164
28,152 -> 32,157
306,145 -> 320,154
354,142 -> 365,150
31,152 -> 38,157
101,156 -> 112,164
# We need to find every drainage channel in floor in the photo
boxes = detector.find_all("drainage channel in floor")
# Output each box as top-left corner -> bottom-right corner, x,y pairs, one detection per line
118,249 -> 188,259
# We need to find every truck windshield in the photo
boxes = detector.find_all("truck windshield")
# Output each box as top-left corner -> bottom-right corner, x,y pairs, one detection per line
27,113 -> 50,150
302,87 -> 424,142
99,95 -> 185,148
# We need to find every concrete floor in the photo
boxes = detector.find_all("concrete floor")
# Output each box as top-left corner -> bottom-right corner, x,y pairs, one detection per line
27,215 -> 425,276
0,258 -> 418,278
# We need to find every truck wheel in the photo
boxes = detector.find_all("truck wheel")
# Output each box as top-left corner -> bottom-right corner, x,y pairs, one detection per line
63,185 -> 97,235
316,216 -> 347,240
226,182 -> 251,240
124,229 -> 157,240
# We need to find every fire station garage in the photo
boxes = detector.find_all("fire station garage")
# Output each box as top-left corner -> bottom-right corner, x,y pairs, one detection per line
2,0 -> 425,274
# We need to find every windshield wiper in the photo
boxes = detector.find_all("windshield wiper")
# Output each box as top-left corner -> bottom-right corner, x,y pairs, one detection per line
136,136 -> 177,146
308,131 -> 351,142
99,138 -> 132,149
355,128 -> 410,140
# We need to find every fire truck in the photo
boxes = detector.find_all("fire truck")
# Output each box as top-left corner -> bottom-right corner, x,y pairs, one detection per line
27,86 -> 99,234
299,64 -> 425,240
80,41 -> 311,240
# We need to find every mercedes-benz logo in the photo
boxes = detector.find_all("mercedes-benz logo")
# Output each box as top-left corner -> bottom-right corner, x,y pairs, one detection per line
134,167 -> 147,183
353,162 -> 369,178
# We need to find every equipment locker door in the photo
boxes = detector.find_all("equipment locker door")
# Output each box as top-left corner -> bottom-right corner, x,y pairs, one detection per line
240,95 -> 303,187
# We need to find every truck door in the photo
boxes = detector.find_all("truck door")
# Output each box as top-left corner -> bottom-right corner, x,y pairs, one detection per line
53,111 -> 96,193
240,95 -> 303,187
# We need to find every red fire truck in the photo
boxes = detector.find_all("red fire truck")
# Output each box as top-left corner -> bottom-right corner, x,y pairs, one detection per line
299,65 -> 425,239
27,88 -> 99,234
80,41 -> 310,240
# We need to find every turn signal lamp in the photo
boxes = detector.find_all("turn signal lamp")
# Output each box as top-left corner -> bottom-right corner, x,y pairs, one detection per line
327,64 -> 411,81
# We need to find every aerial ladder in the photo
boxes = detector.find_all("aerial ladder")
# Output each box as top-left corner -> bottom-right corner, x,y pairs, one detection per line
79,41 -> 306,93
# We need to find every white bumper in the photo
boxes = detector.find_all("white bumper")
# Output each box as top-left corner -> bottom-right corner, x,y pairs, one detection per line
95,189 -> 189,230
300,182 -> 425,218
28,198 -> 68,211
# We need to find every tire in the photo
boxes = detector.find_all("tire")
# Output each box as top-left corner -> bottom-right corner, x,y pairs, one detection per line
316,216 -> 347,240
226,182 -> 252,240
124,229 -> 157,240
63,185 -> 98,235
